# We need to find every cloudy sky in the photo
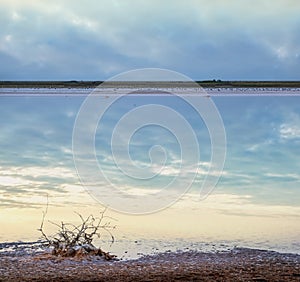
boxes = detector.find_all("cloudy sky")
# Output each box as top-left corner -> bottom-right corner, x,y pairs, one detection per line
1,0 -> 300,80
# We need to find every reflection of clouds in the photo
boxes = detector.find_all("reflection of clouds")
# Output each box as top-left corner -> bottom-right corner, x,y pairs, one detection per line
0,198 -> 42,209
0,165 -> 79,208
0,166 -> 76,180
60,146 -> 73,155
96,154 -> 222,185
280,123 -> 300,140
98,141 -> 212,177
118,186 -> 161,196
0,95 -> 299,214
246,139 -> 274,152
65,111 -> 75,118
0,175 -> 43,187
176,193 -> 300,218
278,113 -> 300,140
264,173 -> 300,181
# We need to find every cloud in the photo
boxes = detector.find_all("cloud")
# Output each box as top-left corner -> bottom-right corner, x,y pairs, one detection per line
0,0 -> 300,79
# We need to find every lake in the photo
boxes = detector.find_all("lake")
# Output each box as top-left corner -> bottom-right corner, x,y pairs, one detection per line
0,87 -> 299,258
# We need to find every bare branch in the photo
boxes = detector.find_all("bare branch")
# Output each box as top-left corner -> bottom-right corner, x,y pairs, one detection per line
38,199 -> 117,259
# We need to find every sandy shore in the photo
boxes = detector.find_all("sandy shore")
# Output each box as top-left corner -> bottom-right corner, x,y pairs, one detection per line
0,248 -> 299,281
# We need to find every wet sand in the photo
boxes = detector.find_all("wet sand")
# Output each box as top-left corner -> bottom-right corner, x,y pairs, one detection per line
0,248 -> 299,281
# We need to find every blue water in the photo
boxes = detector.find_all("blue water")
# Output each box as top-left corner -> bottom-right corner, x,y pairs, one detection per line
0,89 -> 299,254
1,92 -> 299,205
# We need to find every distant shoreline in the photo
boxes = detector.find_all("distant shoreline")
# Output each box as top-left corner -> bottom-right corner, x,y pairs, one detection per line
1,80 -> 300,88
1,86 -> 300,97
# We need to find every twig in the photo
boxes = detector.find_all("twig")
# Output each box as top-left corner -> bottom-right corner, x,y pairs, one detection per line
38,198 -> 116,256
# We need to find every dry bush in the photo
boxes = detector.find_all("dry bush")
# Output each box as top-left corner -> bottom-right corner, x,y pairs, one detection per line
38,200 -> 117,260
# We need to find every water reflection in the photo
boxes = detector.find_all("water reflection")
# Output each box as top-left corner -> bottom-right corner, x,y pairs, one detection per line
0,90 -> 299,254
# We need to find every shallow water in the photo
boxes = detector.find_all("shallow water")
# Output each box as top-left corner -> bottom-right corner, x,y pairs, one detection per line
0,87 -> 299,256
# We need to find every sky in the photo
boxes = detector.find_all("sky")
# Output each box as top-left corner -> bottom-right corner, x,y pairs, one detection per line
1,0 -> 300,80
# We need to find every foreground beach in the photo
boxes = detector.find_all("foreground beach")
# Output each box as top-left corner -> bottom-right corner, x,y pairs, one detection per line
0,246 -> 299,281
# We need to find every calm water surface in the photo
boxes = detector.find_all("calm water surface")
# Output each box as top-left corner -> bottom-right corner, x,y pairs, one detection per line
0,88 -> 299,256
